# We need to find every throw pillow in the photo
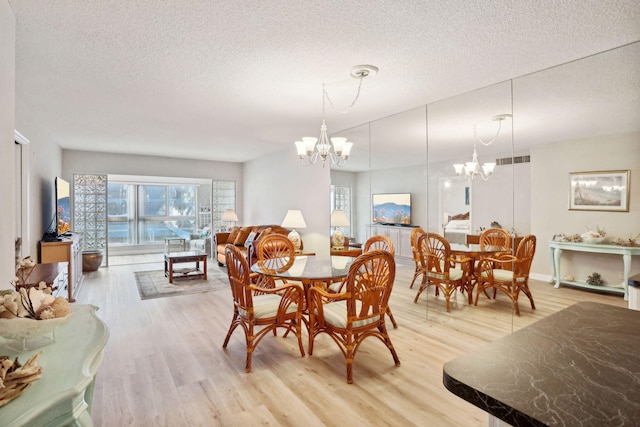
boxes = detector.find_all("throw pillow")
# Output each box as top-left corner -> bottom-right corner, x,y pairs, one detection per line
244,231 -> 258,248
234,227 -> 252,246
227,227 -> 241,243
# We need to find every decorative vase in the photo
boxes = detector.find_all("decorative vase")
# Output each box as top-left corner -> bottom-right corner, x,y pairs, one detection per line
82,250 -> 104,272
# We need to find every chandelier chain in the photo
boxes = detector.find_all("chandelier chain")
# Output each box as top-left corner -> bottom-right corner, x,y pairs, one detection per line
323,76 -> 365,115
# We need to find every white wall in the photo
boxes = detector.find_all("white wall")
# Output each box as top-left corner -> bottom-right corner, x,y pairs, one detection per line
243,148 -> 330,255
16,96 -> 64,260
0,1 -> 15,289
472,161 -> 530,234
530,131 -> 640,284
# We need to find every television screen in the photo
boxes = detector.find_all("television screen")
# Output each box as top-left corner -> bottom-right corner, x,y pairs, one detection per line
372,193 -> 411,225
56,177 -> 71,235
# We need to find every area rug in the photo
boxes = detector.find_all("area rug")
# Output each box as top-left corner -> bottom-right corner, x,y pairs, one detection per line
134,268 -> 229,300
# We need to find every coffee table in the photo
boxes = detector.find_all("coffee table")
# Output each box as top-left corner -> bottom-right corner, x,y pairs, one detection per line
164,250 -> 207,283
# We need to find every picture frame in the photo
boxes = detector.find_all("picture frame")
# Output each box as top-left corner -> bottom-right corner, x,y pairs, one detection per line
569,170 -> 630,212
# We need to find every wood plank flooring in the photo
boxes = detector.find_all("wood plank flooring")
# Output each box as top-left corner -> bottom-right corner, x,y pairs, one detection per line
77,256 -> 627,426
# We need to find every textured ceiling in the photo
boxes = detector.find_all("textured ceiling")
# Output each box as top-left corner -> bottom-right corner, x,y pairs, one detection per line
8,0 -> 640,165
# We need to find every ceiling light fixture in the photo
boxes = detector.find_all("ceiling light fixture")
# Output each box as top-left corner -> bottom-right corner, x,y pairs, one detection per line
453,114 -> 511,181
295,65 -> 378,167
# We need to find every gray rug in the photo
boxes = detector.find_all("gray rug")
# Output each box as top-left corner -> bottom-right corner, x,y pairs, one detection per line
134,268 -> 229,300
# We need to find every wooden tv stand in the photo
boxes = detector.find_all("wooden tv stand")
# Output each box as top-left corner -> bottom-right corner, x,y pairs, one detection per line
40,233 -> 83,302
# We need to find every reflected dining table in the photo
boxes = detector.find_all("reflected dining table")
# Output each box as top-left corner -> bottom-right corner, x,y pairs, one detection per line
449,243 -> 509,302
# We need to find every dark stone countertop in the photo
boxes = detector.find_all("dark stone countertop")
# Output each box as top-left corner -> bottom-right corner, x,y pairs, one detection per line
443,301 -> 640,426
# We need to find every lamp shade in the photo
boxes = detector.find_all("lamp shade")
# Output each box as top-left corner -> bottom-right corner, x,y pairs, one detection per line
221,209 -> 239,222
281,210 -> 307,229
330,210 -> 350,227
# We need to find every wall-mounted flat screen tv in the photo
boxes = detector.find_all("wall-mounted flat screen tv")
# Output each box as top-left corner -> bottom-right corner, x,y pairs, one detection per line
372,193 -> 411,225
56,177 -> 71,236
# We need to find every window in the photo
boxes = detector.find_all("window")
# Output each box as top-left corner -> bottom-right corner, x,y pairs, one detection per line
212,180 -> 236,230
107,181 -> 198,247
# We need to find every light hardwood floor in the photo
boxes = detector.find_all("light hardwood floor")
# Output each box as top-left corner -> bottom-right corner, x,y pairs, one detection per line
77,256 -> 626,426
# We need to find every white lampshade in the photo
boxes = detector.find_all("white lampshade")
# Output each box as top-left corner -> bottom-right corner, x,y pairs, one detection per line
330,210 -> 350,227
342,141 -> 353,158
453,164 -> 464,174
281,210 -> 307,229
331,137 -> 347,155
482,162 -> 496,175
221,209 -> 239,222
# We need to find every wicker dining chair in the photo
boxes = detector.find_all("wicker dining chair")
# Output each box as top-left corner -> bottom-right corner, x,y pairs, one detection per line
222,244 -> 305,373
414,233 -> 471,312
363,235 -> 398,329
307,249 -> 400,384
254,233 -> 296,290
474,235 -> 537,316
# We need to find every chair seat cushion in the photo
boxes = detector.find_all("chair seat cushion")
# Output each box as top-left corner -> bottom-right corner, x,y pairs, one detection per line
427,267 -> 463,281
480,269 -> 525,282
317,300 -> 380,329
240,294 -> 299,319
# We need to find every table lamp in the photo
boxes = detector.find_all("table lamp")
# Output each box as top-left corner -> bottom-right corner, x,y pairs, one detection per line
330,209 -> 350,249
281,209 -> 306,251
221,209 -> 239,230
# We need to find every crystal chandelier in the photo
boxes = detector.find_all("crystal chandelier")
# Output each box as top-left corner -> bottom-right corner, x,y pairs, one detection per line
295,65 -> 377,167
453,114 -> 511,181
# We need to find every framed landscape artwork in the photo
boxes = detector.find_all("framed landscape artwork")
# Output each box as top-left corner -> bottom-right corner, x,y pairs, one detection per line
569,170 -> 630,212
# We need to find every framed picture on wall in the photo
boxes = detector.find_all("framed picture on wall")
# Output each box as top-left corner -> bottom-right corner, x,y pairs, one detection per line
569,170 -> 630,212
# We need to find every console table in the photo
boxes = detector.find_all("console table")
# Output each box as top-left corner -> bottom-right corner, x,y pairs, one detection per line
444,302 -> 640,426
548,240 -> 640,300
0,305 -> 109,426
40,233 -> 83,302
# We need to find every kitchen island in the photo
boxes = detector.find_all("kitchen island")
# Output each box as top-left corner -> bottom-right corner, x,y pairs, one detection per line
443,301 -> 640,426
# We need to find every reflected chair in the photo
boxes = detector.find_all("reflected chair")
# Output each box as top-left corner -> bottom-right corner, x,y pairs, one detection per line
478,228 -> 513,298
474,235 -> 537,316
222,244 -> 305,373
414,233 -> 471,312
363,235 -> 398,329
479,228 -> 512,252
307,250 -> 400,384
409,227 -> 426,289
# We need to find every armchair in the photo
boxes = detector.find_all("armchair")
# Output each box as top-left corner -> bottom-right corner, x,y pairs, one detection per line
222,244 -> 305,373
189,226 -> 212,256
363,234 -> 398,329
474,235 -> 537,316
307,250 -> 400,384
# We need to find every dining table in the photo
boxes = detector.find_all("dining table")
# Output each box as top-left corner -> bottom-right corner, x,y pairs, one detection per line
250,255 -> 356,291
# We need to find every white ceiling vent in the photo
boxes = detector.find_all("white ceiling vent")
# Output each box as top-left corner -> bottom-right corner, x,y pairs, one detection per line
496,155 -> 530,166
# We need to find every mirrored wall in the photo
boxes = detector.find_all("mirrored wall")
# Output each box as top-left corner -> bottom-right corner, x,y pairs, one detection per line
331,41 -> 640,332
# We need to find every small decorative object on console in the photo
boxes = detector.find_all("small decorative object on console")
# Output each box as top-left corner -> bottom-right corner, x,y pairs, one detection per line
581,226 -> 606,244
586,272 -> 604,286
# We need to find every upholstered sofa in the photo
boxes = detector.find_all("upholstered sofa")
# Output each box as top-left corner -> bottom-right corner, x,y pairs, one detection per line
213,225 -> 294,266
